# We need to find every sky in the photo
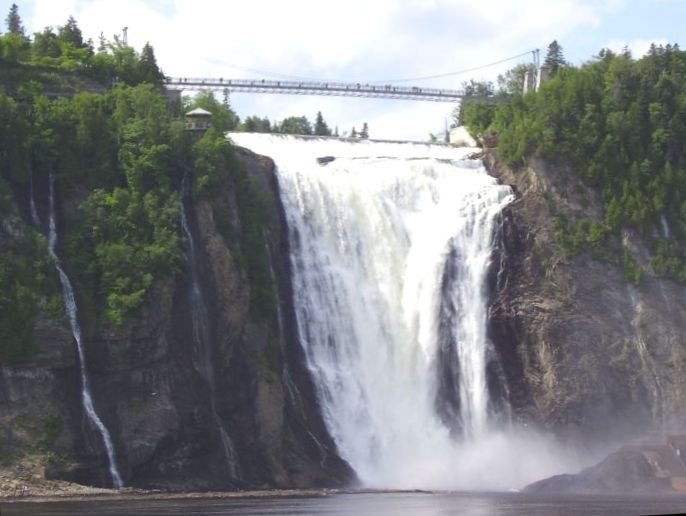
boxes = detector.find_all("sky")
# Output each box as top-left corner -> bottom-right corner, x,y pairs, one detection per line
2,0 -> 685,140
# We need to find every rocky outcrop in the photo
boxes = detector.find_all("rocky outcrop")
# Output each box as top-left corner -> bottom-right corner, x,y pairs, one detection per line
485,151 -> 686,446
524,434 -> 686,494
0,146 -> 352,491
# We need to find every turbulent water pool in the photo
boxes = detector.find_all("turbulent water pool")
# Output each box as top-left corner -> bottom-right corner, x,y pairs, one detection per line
5,491 -> 686,515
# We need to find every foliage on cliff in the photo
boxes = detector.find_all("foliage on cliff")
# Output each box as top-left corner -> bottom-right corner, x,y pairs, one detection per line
0,84 -> 185,332
464,43 -> 686,281
0,5 -> 164,89
0,182 -> 59,364
0,4 -> 283,354
1,89 -> 272,362
0,93 -> 62,364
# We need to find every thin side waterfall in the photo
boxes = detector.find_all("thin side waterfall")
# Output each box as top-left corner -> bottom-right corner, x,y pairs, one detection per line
180,173 -> 241,482
48,174 -> 123,489
29,169 -> 40,227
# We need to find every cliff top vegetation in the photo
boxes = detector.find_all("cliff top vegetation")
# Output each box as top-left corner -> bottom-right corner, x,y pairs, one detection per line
460,41 -> 686,283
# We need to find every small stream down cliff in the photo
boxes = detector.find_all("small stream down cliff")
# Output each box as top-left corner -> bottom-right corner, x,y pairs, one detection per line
230,134 -> 523,489
180,172 -> 242,484
47,174 -> 123,489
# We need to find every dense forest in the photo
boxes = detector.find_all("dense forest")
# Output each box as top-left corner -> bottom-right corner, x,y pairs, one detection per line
0,4 -> 374,366
461,42 -> 686,283
0,6 -> 271,365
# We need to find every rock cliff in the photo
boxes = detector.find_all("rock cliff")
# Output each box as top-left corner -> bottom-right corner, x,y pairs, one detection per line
0,146 -> 353,491
485,151 -> 686,446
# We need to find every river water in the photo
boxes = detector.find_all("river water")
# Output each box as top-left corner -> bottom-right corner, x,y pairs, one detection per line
5,491 -> 686,515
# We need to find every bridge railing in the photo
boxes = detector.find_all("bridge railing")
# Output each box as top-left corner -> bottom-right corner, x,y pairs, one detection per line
165,77 -> 468,101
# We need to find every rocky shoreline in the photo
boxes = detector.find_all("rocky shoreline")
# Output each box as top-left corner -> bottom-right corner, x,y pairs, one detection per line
1,483 -> 440,504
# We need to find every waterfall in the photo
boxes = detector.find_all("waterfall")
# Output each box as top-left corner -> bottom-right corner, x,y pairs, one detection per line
180,173 -> 241,482
29,169 -> 40,227
47,174 -> 123,489
230,134 -> 521,489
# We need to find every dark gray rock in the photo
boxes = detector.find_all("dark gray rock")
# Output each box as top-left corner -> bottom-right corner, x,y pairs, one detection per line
0,146 -> 353,491
524,447 -> 670,494
485,151 -> 686,446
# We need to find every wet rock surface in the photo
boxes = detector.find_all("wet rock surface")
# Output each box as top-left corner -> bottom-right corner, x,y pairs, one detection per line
484,151 -> 686,446
0,146 -> 352,491
525,434 -> 686,494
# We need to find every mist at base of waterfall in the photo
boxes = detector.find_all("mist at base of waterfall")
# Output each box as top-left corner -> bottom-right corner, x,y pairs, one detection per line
356,426 -> 594,491
227,133 -> 593,491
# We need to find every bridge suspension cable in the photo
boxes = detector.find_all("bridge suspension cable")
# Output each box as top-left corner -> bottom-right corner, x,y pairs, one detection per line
211,48 -> 540,86
367,49 -> 540,83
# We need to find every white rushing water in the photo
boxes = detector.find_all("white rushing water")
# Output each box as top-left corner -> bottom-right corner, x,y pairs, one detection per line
48,174 -> 123,489
29,169 -> 41,227
228,134 -> 582,490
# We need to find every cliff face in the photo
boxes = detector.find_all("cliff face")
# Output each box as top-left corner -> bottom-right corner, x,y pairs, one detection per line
0,146 -> 352,491
485,151 -> 686,445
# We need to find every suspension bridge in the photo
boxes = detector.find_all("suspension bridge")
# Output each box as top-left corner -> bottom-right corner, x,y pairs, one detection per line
165,77 -> 473,102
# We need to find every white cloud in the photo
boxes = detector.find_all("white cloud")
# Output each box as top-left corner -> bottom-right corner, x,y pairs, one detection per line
23,0 -> 621,140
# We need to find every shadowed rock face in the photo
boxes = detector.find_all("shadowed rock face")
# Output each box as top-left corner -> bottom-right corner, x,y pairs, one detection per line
0,147 -> 353,490
524,448 -> 664,494
484,151 -> 686,447
525,434 -> 686,494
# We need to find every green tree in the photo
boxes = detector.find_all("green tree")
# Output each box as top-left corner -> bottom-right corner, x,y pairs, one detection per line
186,91 -> 239,132
1,3 -> 29,63
240,115 -> 272,132
97,32 -> 107,53
497,62 -> 537,94
5,3 -> 24,35
544,40 -> 567,75
58,16 -> 84,48
32,27 -> 62,61
137,42 -> 165,87
360,122 -> 369,138
462,79 -> 494,97
278,116 -> 312,135
314,111 -> 331,136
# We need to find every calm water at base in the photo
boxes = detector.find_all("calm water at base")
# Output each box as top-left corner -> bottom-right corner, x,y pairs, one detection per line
4,491 -> 686,516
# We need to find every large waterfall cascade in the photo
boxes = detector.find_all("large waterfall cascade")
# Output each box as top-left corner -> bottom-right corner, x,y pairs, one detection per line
48,175 -> 123,489
229,134 -> 589,490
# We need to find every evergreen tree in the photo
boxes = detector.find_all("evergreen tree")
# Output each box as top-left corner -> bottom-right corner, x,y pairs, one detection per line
334,126 -> 339,137
314,111 -> 331,136
137,42 -> 165,87
97,32 -> 108,53
5,3 -> 24,35
351,126 -> 357,137
360,122 -> 369,138
544,40 -> 567,75
32,27 -> 62,59
58,16 -> 84,48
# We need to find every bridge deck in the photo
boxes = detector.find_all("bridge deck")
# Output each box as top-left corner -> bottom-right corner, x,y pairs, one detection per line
165,77 -> 468,102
